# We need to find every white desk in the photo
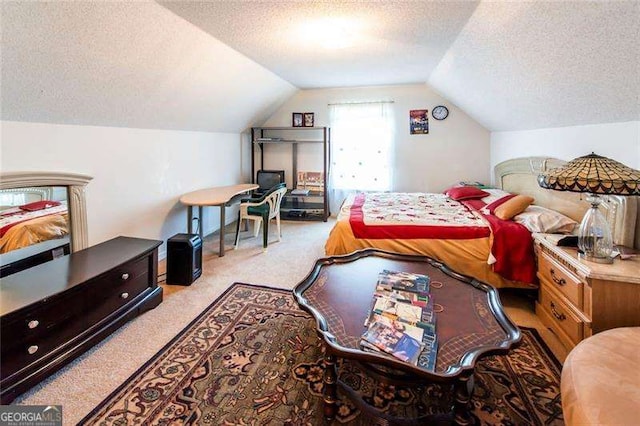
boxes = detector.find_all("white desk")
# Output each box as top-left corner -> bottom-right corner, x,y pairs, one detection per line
180,184 -> 258,256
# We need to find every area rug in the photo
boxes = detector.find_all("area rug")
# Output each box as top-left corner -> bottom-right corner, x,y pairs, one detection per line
81,284 -> 563,425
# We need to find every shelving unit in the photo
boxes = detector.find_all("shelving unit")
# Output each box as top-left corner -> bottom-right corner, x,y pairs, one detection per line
251,126 -> 330,221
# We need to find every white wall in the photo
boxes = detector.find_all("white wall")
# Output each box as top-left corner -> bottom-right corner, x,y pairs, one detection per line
260,84 -> 491,194
491,121 -> 640,178
1,121 -> 243,258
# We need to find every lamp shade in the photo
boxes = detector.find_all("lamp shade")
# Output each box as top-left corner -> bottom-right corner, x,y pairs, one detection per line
537,153 -> 640,196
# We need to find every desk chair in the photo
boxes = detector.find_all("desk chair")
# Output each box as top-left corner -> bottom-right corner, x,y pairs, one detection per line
234,183 -> 287,250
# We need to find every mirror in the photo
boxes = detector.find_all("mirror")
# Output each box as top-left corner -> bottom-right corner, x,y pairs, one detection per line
1,185 -> 70,254
0,172 -> 92,277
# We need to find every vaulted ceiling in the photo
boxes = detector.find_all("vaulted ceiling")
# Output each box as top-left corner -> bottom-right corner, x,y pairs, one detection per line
0,1 -> 296,133
429,1 -> 640,131
1,1 -> 638,133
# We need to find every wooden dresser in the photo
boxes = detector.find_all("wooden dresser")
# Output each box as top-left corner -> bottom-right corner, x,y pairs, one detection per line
0,236 -> 163,403
534,234 -> 640,352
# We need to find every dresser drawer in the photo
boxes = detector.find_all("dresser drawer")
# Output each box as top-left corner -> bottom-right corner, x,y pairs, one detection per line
83,255 -> 152,327
538,286 -> 584,346
0,288 -> 86,354
0,323 -> 84,381
538,251 -> 583,309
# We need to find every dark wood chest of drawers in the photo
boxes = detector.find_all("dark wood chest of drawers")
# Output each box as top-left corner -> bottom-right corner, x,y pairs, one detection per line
0,236 -> 163,403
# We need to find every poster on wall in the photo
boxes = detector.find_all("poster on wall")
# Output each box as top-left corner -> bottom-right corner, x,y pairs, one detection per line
410,109 -> 429,134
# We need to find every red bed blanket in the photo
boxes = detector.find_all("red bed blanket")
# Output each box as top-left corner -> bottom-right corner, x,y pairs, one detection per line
347,192 -> 537,284
467,203 -> 536,284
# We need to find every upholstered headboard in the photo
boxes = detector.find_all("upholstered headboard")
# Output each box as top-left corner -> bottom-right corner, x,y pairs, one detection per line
494,157 -> 639,248
0,187 -> 54,210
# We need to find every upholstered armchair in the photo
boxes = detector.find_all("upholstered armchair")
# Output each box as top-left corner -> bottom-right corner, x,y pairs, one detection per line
234,183 -> 287,250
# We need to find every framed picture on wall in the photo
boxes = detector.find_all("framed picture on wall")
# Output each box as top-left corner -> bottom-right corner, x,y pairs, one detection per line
292,113 -> 303,127
410,109 -> 429,134
303,112 -> 315,127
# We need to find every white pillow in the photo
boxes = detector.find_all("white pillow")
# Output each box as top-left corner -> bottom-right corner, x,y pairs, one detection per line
513,205 -> 577,234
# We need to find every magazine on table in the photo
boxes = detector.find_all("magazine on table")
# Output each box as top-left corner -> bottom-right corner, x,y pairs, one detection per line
360,316 -> 437,368
368,274 -> 436,330
360,318 -> 423,364
376,285 -> 430,307
377,269 -> 431,293
371,295 -> 436,333
418,332 -> 438,371
360,269 -> 439,369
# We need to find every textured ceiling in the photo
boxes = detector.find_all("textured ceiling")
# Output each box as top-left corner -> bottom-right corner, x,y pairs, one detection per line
0,1 -> 296,132
1,1 -> 638,133
161,0 -> 639,131
159,0 -> 480,89
429,1 -> 640,131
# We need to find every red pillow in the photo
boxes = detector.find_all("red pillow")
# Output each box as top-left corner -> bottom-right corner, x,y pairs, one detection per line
19,200 -> 61,211
444,186 -> 490,201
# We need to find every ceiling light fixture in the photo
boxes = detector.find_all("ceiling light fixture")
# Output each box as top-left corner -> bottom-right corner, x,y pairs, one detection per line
299,18 -> 360,49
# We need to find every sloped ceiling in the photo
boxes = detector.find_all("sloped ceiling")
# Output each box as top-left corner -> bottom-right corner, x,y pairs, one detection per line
429,1 -> 640,131
158,0 -> 479,89
1,1 -> 638,132
0,1 -> 296,133
160,0 -> 639,132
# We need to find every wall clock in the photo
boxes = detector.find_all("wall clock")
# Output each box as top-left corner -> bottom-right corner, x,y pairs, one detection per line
432,105 -> 449,120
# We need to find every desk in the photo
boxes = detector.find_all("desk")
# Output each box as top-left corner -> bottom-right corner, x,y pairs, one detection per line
180,184 -> 258,257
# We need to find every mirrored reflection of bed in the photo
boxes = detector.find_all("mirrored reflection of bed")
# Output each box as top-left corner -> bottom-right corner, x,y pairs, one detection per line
0,186 -> 70,254
0,172 -> 92,277
325,157 -> 638,289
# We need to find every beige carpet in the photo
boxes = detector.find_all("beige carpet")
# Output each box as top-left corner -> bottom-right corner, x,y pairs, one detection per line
15,218 -> 565,425
81,285 -> 563,425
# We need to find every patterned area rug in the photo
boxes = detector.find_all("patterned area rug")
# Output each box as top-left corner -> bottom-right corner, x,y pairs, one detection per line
82,284 -> 563,425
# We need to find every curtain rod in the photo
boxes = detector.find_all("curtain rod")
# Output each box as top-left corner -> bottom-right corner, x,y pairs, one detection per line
327,101 -> 395,106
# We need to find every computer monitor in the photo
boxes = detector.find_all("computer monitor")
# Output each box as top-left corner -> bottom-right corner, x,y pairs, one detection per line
256,170 -> 285,193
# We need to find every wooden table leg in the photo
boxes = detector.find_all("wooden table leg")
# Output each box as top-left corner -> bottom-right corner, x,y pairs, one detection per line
219,204 -> 225,257
453,371 -> 474,426
323,353 -> 338,422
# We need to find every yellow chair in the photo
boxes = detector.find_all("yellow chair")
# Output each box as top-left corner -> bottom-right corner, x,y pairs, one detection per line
234,183 -> 287,250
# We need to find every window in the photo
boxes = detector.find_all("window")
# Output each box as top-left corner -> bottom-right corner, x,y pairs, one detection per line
329,102 -> 394,192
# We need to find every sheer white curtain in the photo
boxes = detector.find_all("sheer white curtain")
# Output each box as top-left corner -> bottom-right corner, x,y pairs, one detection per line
329,102 -> 394,213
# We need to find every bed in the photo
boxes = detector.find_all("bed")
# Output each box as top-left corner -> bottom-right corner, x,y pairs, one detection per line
0,187 -> 69,254
325,157 -> 638,289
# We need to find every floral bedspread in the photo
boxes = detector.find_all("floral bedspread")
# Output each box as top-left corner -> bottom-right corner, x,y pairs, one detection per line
0,204 -> 68,238
361,192 -> 487,227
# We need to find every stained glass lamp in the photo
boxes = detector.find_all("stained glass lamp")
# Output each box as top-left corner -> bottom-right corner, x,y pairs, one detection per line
537,153 -> 640,264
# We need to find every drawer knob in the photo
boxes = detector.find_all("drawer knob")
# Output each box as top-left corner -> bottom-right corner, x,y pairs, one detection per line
549,269 -> 566,286
550,302 -> 566,321
28,320 -> 40,329
121,292 -> 129,299
121,273 -> 130,281
27,345 -> 39,355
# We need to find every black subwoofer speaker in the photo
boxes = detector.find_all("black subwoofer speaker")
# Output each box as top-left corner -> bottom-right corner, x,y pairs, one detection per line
167,233 -> 202,285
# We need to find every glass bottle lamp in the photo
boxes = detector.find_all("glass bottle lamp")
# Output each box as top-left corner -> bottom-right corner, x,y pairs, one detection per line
577,195 -> 613,263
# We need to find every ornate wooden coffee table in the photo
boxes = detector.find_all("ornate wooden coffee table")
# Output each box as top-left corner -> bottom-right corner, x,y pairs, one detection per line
293,249 -> 521,425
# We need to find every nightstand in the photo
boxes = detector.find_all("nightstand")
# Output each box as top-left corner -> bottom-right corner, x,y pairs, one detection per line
533,234 -> 640,352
